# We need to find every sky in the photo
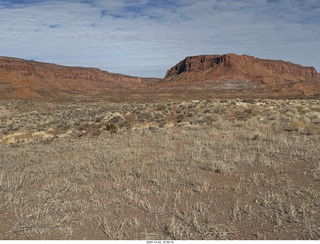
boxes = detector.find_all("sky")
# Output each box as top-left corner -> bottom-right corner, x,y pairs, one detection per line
0,0 -> 319,78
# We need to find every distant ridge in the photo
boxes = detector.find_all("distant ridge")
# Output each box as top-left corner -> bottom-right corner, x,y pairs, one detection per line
0,54 -> 319,100
0,56 -> 161,100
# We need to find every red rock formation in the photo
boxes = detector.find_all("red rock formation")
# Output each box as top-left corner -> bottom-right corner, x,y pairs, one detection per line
1,54 -> 319,100
164,54 -> 320,95
0,57 -> 144,99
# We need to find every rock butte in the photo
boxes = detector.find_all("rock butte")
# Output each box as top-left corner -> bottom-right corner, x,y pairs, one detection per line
163,54 -> 320,95
0,54 -> 319,100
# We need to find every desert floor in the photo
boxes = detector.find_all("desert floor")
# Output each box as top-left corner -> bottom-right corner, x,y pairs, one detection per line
1,98 -> 320,239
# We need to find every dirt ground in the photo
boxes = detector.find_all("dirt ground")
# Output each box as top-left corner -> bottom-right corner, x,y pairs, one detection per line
1,98 -> 320,240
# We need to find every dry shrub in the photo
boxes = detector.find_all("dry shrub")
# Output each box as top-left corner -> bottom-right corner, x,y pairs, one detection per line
285,121 -> 305,132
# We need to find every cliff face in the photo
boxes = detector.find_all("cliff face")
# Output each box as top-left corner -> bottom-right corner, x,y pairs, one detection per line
164,54 -> 320,95
0,57 -> 143,99
166,54 -> 318,78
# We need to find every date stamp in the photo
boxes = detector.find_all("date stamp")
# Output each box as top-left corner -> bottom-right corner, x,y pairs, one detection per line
146,241 -> 175,244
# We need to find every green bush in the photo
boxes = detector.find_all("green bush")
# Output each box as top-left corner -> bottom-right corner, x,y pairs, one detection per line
106,123 -> 117,133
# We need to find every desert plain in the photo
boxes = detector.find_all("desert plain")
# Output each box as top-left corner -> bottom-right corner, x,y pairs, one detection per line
0,96 -> 320,240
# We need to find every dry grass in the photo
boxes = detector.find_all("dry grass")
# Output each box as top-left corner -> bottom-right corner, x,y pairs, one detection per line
0,98 -> 320,240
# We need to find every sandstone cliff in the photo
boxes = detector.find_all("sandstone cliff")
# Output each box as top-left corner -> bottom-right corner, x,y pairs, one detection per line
164,54 -> 320,95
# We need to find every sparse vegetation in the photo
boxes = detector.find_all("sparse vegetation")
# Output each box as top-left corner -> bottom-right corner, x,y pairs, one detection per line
0,98 -> 320,240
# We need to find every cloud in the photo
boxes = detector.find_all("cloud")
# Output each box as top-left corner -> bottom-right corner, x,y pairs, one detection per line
0,0 -> 319,77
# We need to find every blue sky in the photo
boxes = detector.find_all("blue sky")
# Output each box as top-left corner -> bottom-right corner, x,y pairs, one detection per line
0,0 -> 319,78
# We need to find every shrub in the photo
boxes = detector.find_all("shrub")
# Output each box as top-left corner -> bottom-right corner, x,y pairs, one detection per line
243,98 -> 256,104
78,123 -> 89,131
306,124 -> 320,135
244,108 -> 253,114
156,105 -> 166,111
307,112 -> 320,121
137,112 -> 152,121
109,115 -> 122,124
159,121 -> 166,128
285,121 -> 305,132
119,120 -> 128,128
213,105 -> 226,114
252,134 -> 260,140
106,123 -> 117,133
177,114 -> 184,120
310,107 -> 320,112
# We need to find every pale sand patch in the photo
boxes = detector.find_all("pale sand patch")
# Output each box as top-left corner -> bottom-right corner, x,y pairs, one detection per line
0,130 -> 72,144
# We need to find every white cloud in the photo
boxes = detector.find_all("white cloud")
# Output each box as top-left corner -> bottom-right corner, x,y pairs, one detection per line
0,0 -> 319,77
